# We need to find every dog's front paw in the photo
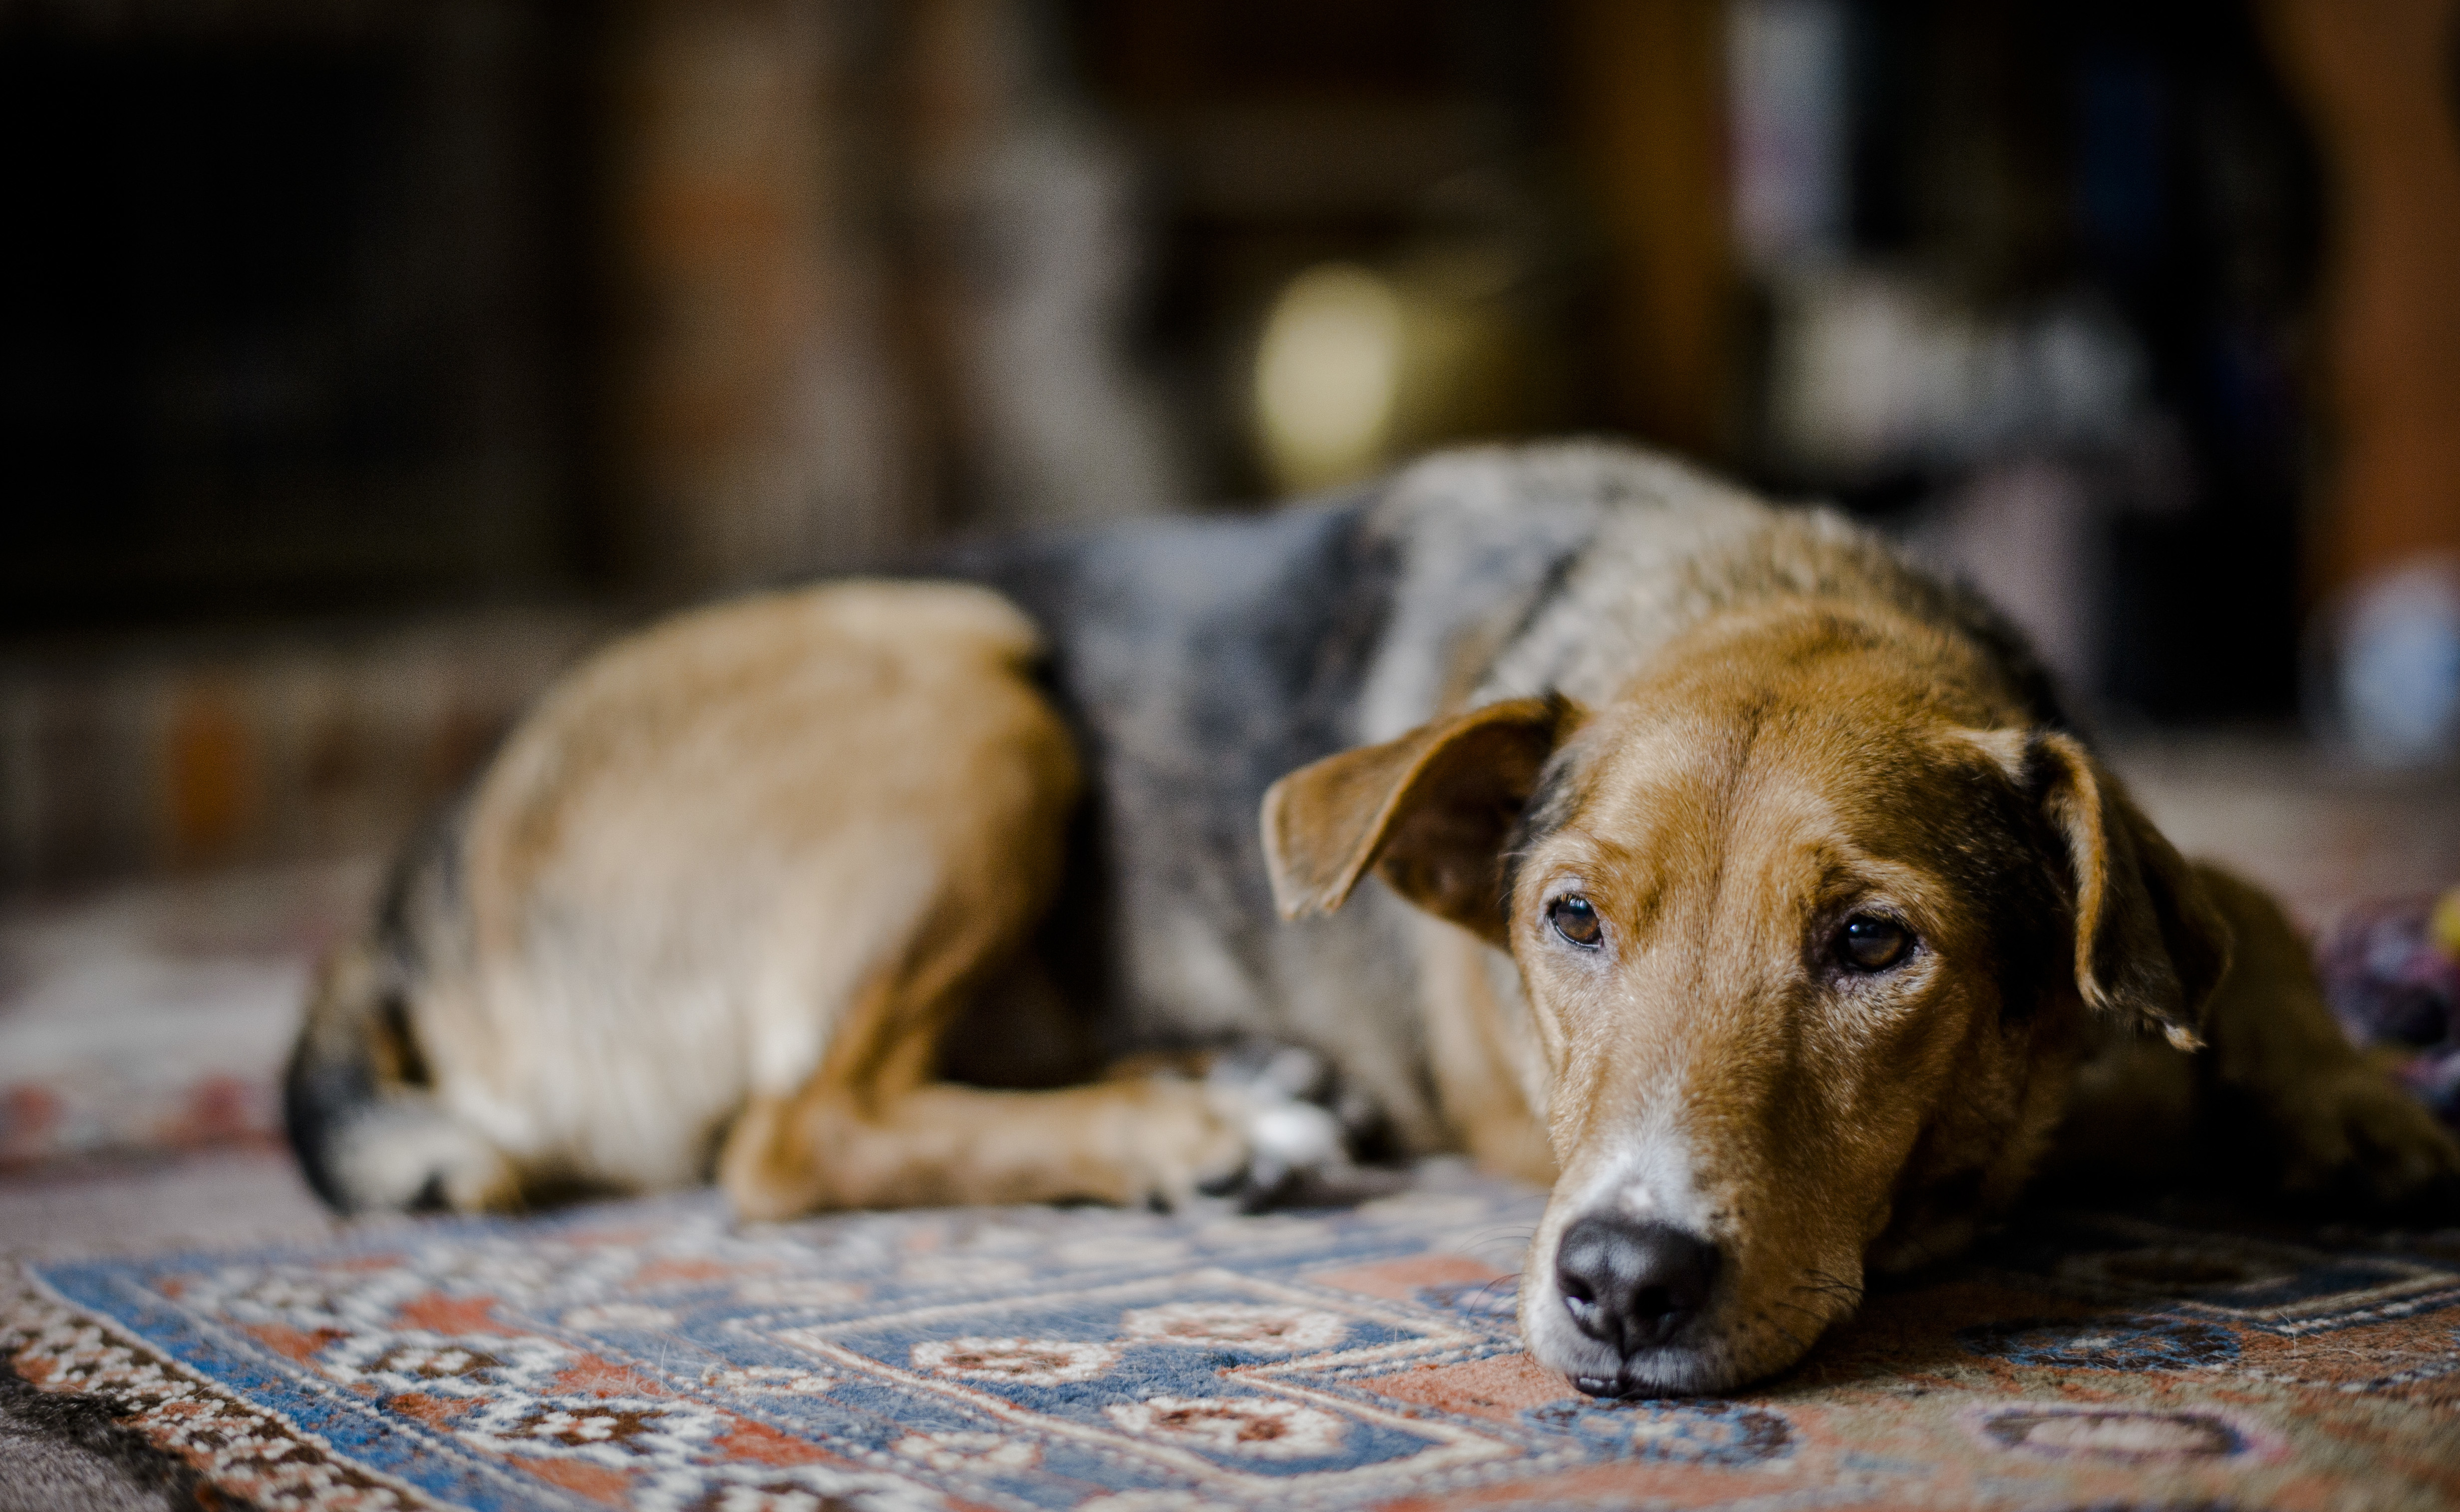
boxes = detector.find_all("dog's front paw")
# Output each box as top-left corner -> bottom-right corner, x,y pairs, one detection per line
1201,1041 -> 1391,1210
2272,1065 -> 2460,1215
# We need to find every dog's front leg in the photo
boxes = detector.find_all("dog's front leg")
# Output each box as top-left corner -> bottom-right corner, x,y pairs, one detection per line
2193,865 -> 2460,1211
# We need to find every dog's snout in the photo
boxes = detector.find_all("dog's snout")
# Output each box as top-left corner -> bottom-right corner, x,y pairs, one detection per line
1554,1213 -> 1720,1370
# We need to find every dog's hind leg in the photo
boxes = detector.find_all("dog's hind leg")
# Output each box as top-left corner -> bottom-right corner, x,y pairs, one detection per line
708,737 -> 1249,1224
644,583 -> 1247,1219
300,578 -> 1253,1218
716,914 -> 1247,1219
721,1073 -> 1248,1219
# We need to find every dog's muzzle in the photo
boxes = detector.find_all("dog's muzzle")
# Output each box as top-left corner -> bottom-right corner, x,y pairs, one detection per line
1553,1212 -> 1722,1397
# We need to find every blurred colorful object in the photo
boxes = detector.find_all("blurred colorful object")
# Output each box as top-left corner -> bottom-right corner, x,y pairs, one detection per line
2318,887 -> 2460,1126
2321,557 -> 2460,766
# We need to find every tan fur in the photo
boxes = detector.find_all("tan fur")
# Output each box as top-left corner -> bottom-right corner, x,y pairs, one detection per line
381,580 -> 1241,1213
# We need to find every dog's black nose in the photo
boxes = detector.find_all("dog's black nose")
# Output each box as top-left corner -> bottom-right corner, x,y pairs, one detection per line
1554,1213 -> 1720,1357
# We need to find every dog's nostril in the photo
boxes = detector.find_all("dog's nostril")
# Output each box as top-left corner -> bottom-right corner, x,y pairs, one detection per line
1553,1213 -> 1721,1356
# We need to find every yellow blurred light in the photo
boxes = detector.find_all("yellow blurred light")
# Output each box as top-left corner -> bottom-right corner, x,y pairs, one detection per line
2432,887 -> 2460,958
1254,264 -> 1405,494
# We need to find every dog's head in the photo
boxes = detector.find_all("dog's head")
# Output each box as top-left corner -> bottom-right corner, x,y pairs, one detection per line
1261,607 -> 2228,1394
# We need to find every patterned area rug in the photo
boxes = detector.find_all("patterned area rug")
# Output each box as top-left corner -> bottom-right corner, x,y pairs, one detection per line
6,1165 -> 2459,1512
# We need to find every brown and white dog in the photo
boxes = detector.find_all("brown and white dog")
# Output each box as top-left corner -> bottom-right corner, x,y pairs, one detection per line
287,442 -> 2460,1396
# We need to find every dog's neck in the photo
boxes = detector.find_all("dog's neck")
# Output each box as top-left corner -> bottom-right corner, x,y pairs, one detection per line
1479,506 -> 2033,720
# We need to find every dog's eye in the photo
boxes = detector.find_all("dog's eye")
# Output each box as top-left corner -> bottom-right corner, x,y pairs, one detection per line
1837,914 -> 1911,972
1548,895 -> 1603,948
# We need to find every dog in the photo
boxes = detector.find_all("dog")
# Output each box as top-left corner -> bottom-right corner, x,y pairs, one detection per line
286,441 -> 2460,1396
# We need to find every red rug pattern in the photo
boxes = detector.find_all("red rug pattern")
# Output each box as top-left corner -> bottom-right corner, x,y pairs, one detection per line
5,1168 -> 2459,1511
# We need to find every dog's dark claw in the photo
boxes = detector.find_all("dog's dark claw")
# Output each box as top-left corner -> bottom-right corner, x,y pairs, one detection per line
1235,1161 -> 1304,1213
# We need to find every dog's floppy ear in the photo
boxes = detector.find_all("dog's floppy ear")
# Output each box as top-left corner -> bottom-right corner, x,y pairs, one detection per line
2028,731 -> 2230,1050
1262,695 -> 1581,941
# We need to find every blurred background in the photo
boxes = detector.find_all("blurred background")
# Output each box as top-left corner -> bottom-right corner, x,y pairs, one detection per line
3,0 -> 2459,1188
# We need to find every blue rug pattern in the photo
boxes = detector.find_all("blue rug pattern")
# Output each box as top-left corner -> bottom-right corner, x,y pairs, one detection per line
9,1166 -> 2460,1511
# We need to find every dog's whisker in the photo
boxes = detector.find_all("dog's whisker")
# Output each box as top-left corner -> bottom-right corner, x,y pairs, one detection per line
1752,1309 -> 1811,1356
1793,1268 -> 1866,1310
1455,1275 -> 1519,1314
1768,1297 -> 1831,1326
